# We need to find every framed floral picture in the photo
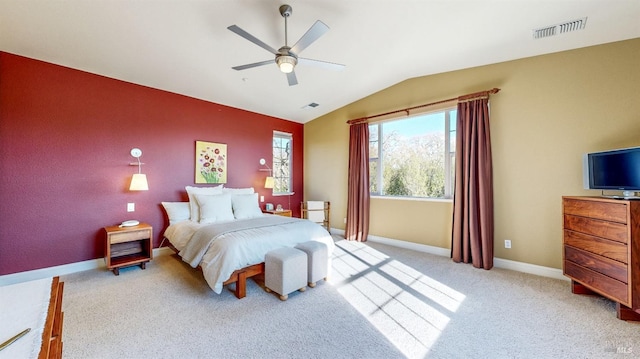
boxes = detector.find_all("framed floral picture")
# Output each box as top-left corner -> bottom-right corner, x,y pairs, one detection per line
195,141 -> 227,184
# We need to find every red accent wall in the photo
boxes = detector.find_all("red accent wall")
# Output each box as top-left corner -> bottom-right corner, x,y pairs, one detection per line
0,52 -> 304,275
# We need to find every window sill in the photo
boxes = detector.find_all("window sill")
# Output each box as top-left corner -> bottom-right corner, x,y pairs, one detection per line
272,192 -> 295,197
370,195 -> 452,203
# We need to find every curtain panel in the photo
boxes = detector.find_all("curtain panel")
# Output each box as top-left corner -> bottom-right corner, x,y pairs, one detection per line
346,123 -> 370,242
451,98 -> 494,269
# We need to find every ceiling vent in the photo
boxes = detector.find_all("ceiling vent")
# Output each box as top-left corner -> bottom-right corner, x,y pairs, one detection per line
302,102 -> 319,109
532,17 -> 587,39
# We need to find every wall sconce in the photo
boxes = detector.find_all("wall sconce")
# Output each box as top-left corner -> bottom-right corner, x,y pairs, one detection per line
264,176 -> 274,189
259,158 -> 274,189
129,148 -> 149,191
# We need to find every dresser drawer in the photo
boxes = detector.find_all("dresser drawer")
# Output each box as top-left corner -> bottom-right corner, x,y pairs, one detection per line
563,230 -> 628,263
564,261 -> 629,305
563,214 -> 628,244
563,198 -> 628,224
109,228 -> 151,244
564,245 -> 628,283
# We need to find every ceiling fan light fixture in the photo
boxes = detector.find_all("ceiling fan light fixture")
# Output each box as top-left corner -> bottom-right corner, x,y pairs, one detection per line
276,55 -> 297,73
228,4 -> 343,85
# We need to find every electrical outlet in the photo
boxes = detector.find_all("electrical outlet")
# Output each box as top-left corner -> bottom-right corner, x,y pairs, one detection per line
127,203 -> 135,212
344,217 -> 347,224
504,239 -> 511,249
260,195 -> 264,203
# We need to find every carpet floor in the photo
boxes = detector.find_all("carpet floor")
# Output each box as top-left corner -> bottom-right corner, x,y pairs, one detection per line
60,237 -> 638,358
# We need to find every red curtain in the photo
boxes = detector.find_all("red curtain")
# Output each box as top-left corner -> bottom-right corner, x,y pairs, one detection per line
346,123 -> 370,242
451,98 -> 494,269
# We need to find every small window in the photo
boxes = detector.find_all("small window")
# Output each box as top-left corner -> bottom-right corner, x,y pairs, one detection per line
369,107 -> 457,199
272,131 -> 292,194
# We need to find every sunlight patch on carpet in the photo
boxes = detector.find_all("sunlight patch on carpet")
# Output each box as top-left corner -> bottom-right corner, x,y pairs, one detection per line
330,240 -> 465,358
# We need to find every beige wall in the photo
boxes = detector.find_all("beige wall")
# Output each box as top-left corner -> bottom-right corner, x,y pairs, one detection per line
304,38 -> 640,269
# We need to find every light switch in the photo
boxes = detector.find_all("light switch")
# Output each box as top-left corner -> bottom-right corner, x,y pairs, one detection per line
127,203 -> 135,212
260,195 -> 265,203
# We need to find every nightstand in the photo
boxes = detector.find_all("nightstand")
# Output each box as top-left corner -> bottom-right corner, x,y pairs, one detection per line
104,223 -> 153,275
263,209 -> 292,217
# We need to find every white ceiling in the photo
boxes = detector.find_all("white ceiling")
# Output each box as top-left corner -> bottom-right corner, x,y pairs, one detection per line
1,1 -> 639,123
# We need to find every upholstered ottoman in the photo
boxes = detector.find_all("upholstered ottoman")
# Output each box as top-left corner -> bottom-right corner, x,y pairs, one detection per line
295,241 -> 329,288
265,247 -> 308,301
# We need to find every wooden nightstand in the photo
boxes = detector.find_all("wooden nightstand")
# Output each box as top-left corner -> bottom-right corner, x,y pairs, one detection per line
263,209 -> 292,217
104,223 -> 153,275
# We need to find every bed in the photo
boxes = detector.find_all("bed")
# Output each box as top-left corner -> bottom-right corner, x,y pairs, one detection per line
161,186 -> 334,298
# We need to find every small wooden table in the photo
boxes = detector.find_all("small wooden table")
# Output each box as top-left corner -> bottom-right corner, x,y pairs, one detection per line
104,223 -> 153,275
263,209 -> 292,217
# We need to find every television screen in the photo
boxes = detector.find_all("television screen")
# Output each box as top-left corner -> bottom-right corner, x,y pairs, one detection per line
587,147 -> 640,191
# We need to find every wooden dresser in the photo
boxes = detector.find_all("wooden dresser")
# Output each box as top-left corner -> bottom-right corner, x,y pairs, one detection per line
562,196 -> 640,321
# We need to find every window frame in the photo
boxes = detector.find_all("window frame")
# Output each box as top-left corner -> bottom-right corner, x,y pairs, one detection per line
272,131 -> 293,195
369,107 -> 457,199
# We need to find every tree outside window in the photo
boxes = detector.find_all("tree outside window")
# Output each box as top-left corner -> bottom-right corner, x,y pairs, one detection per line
272,131 -> 292,194
369,108 -> 456,199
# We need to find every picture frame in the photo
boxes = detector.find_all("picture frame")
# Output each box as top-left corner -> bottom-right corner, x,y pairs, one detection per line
195,141 -> 227,184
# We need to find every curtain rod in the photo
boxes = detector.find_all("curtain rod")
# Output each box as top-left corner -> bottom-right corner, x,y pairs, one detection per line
346,87 -> 500,125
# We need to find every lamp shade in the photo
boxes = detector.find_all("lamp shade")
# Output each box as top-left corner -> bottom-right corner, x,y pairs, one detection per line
276,55 -> 296,73
264,176 -> 275,189
129,173 -> 149,191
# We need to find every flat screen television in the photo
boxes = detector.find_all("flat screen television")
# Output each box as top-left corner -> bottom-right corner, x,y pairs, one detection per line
583,146 -> 640,197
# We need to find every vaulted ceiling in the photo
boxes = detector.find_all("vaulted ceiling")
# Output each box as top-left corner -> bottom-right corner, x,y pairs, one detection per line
1,1 -> 639,123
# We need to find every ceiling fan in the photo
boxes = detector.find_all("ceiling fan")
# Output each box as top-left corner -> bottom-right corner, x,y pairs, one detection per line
227,4 -> 345,86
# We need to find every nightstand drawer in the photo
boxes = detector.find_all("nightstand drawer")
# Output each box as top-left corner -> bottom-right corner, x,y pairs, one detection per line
110,228 -> 151,244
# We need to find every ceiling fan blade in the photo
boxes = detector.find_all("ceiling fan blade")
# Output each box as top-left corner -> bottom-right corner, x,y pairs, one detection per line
287,71 -> 298,86
298,58 -> 345,71
227,25 -> 279,55
290,20 -> 329,55
232,60 -> 274,71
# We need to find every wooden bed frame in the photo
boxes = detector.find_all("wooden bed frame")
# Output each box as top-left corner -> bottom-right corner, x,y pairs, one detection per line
165,240 -> 264,299
222,262 -> 264,299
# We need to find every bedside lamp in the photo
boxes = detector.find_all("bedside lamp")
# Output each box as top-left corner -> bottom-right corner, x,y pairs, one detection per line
129,148 -> 149,191
264,176 -> 274,189
259,158 -> 274,189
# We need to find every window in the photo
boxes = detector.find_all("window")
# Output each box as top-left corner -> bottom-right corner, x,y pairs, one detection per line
272,131 -> 292,194
369,108 -> 457,199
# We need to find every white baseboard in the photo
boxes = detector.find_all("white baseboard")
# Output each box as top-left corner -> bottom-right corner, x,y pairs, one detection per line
367,234 -> 452,257
0,247 -> 173,286
493,257 -> 567,281
331,228 -> 567,281
2,232 -> 566,286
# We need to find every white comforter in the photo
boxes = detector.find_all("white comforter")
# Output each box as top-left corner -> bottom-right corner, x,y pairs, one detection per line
163,215 -> 334,294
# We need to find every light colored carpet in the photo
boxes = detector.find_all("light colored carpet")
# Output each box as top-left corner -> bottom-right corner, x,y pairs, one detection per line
61,237 -> 638,358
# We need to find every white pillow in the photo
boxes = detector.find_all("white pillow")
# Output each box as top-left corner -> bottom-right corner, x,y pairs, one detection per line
186,185 -> 223,221
232,193 -> 263,219
195,193 -> 234,224
222,187 -> 255,195
161,202 -> 190,225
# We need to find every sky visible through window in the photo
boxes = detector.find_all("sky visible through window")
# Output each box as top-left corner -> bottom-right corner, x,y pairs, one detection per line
371,109 -> 457,198
382,111 -> 455,138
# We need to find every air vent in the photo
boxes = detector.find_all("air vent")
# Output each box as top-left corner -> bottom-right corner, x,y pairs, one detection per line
302,102 -> 319,109
532,17 -> 587,39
